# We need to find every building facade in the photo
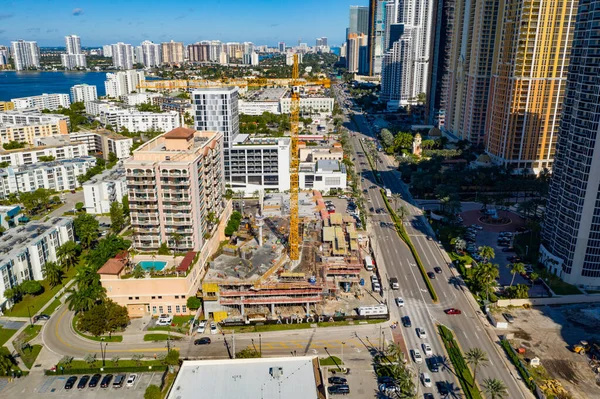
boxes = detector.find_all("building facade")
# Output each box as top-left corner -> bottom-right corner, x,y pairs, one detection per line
62,34 -> 87,69
485,0 -> 579,172
102,110 -> 180,133
111,42 -> 134,70
141,40 -> 162,67
83,167 -> 127,214
0,119 -> 69,146
188,42 -> 210,63
52,129 -> 133,159
11,93 -> 71,111
541,0 -> 600,288
104,70 -> 145,98
125,127 -> 226,251
11,40 -> 40,71
70,84 -> 98,103
349,5 -> 370,35
0,141 -> 88,167
161,40 -> 185,64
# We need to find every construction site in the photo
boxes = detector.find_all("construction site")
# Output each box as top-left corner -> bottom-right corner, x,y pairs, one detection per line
201,191 -> 384,323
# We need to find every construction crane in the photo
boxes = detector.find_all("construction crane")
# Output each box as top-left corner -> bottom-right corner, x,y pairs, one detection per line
139,57 -> 329,260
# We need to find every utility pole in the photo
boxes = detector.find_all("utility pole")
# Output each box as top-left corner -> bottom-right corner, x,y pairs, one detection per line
232,330 -> 236,359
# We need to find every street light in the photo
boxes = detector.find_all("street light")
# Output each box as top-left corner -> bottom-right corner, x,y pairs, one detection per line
259,333 -> 262,357
27,305 -> 34,328
341,342 -> 345,366
100,338 -> 108,367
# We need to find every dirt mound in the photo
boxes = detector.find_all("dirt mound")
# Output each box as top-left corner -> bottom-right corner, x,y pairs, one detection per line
545,359 -> 579,384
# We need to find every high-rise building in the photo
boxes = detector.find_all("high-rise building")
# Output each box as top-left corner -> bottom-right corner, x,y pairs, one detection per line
104,70 -> 146,98
278,42 -> 286,53
62,35 -> 87,70
125,127 -> 225,251
349,6 -> 369,35
65,35 -> 81,54
485,0 -> 578,172
316,37 -> 328,47
367,0 -> 387,75
161,40 -> 185,64
188,42 -> 210,63
192,87 -> 239,181
425,0 -> 454,127
111,42 -> 134,70
0,46 -> 9,68
208,41 -> 222,62
102,45 -> 113,58
141,40 -> 162,67
346,34 -> 367,73
444,0 -> 500,143
11,40 -> 40,71
70,84 -> 98,103
541,0 -> 600,288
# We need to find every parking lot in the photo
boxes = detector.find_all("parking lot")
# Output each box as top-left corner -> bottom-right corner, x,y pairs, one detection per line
34,372 -> 161,398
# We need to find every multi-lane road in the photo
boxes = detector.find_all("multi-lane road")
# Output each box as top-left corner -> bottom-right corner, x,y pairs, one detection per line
334,83 -> 532,398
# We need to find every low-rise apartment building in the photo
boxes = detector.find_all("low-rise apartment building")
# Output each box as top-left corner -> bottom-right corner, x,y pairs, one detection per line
0,111 -> 69,128
11,93 -> 71,111
299,160 -> 347,192
0,157 -> 96,198
0,102 -> 14,111
120,92 -> 162,106
0,141 -> 88,166
299,145 -> 344,162
125,127 -> 226,251
40,129 -> 133,160
238,88 -> 334,116
83,167 -> 127,214
0,218 -> 74,309
84,100 -> 123,117
102,109 -> 180,133
153,96 -> 192,116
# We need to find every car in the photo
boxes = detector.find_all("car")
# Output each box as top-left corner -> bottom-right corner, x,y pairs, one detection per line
210,322 -> 218,334
372,282 -> 381,292
113,374 -> 126,388
422,343 -> 433,356
427,236 -> 432,241
437,381 -> 450,395
472,224 -> 483,230
503,313 -> 515,323
402,316 -> 412,327
427,357 -> 439,372
197,319 -> 207,333
434,266 -> 442,274
328,384 -> 350,395
395,297 -> 404,307
77,375 -> 90,389
64,376 -> 77,390
445,308 -> 462,315
126,374 -> 137,387
378,376 -> 395,384
412,349 -> 423,363
427,272 -> 436,279
424,394 -> 435,399
88,373 -> 102,388
328,376 -> 348,385
100,374 -> 113,388
369,207 -> 374,212
416,328 -> 427,339
194,337 -> 211,345
421,372 -> 432,387
502,247 -> 515,252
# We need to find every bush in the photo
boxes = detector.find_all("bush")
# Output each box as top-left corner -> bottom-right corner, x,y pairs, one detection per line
438,325 -> 482,399
225,211 -> 243,237
186,296 -> 201,310
500,339 -> 536,391
145,384 -> 162,399
20,280 -> 43,296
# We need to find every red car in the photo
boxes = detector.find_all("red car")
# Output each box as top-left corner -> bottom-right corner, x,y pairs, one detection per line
445,308 -> 462,315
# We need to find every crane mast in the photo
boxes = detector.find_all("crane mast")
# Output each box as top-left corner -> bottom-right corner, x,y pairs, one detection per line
289,54 -> 300,260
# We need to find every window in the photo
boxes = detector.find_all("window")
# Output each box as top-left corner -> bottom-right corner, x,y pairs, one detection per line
175,295 -> 179,299
176,305 -> 181,314
151,296 -> 156,300
159,306 -> 164,314
158,296 -> 162,299
152,306 -> 157,314
182,295 -> 186,299
129,297 -> 133,300
182,305 -> 187,313
167,305 -> 172,314
135,297 -> 139,300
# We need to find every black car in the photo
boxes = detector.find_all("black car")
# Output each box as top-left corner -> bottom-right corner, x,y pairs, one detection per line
378,376 -> 394,384
328,376 -> 348,385
328,384 -> 350,395
434,266 -> 442,274
427,358 -> 439,372
427,272 -> 436,279
77,375 -> 90,389
88,374 -> 102,388
437,381 -> 450,395
424,394 -> 434,399
194,337 -> 211,345
369,207 -> 374,212
402,316 -> 412,327
100,374 -> 113,388
64,376 -> 77,390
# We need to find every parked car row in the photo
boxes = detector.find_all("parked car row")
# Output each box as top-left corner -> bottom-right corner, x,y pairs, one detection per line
64,373 -> 138,390
327,376 -> 350,395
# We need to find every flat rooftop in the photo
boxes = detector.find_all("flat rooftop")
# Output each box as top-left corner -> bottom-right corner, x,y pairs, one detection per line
232,134 -> 290,147
0,156 -> 96,174
167,357 -> 322,399
0,218 -> 72,263
83,166 -> 125,185
73,128 -> 133,141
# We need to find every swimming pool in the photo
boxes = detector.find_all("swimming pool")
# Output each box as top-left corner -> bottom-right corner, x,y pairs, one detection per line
138,261 -> 167,271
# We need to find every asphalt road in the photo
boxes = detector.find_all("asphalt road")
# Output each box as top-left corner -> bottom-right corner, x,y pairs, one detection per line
333,84 -> 532,398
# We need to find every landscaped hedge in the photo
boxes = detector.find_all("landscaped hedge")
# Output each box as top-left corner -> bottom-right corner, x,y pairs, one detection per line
224,211 -> 243,236
44,365 -> 167,376
500,338 -> 537,392
381,192 -> 438,302
438,325 -> 482,399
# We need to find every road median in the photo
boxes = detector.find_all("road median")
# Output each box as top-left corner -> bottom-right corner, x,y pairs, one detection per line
438,324 -> 482,399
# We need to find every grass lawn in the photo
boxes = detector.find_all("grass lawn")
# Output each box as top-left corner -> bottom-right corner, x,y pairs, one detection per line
148,315 -> 193,333
0,347 -> 26,375
58,358 -> 165,369
43,297 -> 63,315
17,325 -> 42,343
20,344 -> 42,369
0,327 -> 18,346
72,315 -> 123,342
5,266 -> 77,317
547,277 -> 582,295
144,334 -> 182,342
319,356 -> 343,366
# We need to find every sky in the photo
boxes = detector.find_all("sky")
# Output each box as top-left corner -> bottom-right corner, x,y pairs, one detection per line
0,0 -> 365,48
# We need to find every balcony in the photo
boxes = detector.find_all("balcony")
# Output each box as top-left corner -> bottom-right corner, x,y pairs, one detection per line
162,204 -> 192,210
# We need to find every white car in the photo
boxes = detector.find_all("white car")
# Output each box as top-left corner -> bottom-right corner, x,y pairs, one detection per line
197,320 -> 207,334
421,372 -> 432,387
210,322 -> 218,335
417,328 -> 427,339
412,349 -> 423,363
126,374 -> 137,387
422,343 -> 433,356
395,297 -> 405,307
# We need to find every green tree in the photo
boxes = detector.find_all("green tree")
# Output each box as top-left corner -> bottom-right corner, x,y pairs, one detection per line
483,378 -> 508,399
109,201 -> 125,233
121,195 -> 130,216
66,284 -> 105,313
2,141 -> 25,150
465,347 -> 489,384
379,129 -> 395,149
157,242 -> 170,255
132,265 -> 145,279
74,265 -> 101,289
56,241 -> 81,271
20,280 -> 43,295
529,272 -> 539,287
74,213 -> 99,249
0,351 -> 15,376
42,261 -> 65,288
478,246 -> 496,262
186,296 -> 201,310
508,262 -> 526,287
393,132 -> 413,151
144,385 -> 162,399
236,348 -> 261,358
165,349 -> 180,365
108,152 -> 118,165
471,262 -> 499,300
77,300 -> 129,335
75,202 -> 84,212
3,288 -> 18,304
87,234 -> 131,270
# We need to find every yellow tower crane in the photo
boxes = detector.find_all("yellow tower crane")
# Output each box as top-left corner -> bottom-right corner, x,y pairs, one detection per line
139,58 -> 329,260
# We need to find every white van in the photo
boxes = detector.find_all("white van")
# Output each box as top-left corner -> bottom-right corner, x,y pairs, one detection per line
364,256 -> 374,271
421,372 -> 432,387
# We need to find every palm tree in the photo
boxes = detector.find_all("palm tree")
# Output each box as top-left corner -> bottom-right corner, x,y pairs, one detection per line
483,378 -> 508,399
386,343 -> 403,363
530,272 -> 539,287
74,265 -> 100,290
56,240 -> 81,271
42,261 -> 65,288
465,347 -> 489,384
478,246 -> 495,262
472,262 -> 500,300
66,285 -> 106,313
509,262 -> 526,287
170,232 -> 182,252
